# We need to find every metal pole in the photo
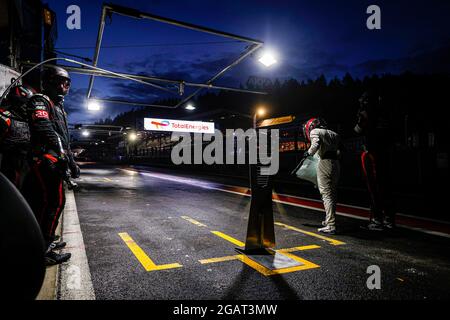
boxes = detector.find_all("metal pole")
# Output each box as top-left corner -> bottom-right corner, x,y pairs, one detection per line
45,64 -> 267,95
107,3 -> 263,45
91,98 -> 178,109
174,43 -> 263,108
85,3 -> 265,106
86,5 -> 108,99
2,57 -> 178,105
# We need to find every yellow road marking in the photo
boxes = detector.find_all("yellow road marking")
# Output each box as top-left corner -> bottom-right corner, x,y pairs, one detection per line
181,216 -> 207,227
211,231 -> 245,247
199,255 -> 241,264
237,252 -> 319,276
103,177 -> 112,182
118,232 -> 182,272
200,253 -> 319,275
204,231 -> 320,275
199,245 -> 320,265
277,244 -> 321,253
275,222 -> 346,246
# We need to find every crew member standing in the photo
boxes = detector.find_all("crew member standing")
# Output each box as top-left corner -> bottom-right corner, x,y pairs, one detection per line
355,91 -> 395,230
303,117 -> 341,234
0,84 -> 35,189
24,65 -> 80,265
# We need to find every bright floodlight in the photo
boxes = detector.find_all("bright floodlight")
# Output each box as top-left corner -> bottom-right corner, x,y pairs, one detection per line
185,104 -> 196,110
128,133 -> 137,141
257,108 -> 266,116
82,130 -> 90,137
258,52 -> 277,67
87,100 -> 101,111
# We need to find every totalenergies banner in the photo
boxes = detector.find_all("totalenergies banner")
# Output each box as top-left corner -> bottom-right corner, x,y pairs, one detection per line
144,118 -> 215,134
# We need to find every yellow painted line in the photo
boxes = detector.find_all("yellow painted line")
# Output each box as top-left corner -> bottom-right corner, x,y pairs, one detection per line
103,177 -> 112,182
199,253 -> 319,275
118,232 -> 182,272
199,255 -> 240,264
211,231 -> 245,247
181,216 -> 207,227
277,244 -> 321,253
199,245 -> 320,265
208,230 -> 320,275
236,252 -> 320,276
275,222 -> 346,246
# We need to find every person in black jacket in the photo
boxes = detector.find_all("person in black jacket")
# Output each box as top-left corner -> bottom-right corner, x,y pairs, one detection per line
24,65 -> 79,266
355,91 -> 395,231
0,84 -> 34,189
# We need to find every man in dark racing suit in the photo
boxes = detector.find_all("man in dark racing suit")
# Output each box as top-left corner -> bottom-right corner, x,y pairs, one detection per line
24,65 -> 80,266
355,91 -> 395,231
0,84 -> 34,189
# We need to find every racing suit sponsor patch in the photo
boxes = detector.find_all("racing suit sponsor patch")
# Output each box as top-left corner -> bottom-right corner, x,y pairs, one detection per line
34,110 -> 49,119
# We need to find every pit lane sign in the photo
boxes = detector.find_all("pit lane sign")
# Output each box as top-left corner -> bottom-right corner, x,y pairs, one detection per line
144,118 -> 215,134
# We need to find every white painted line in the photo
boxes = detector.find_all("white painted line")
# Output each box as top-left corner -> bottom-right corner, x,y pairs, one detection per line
58,190 -> 96,300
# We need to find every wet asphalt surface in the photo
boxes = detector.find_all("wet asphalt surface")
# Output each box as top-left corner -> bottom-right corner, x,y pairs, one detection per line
73,164 -> 450,300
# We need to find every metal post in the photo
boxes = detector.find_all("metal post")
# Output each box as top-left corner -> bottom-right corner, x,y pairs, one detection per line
173,43 -> 262,109
85,3 -> 265,106
239,113 -> 275,253
236,118 -> 303,271
86,5 -> 108,99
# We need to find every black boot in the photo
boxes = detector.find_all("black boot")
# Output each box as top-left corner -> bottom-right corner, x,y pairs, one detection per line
45,250 -> 71,266
49,240 -> 67,250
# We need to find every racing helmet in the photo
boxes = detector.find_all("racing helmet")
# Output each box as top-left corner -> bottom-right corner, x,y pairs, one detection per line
41,65 -> 71,97
5,84 -> 35,106
3,83 -> 35,118
303,117 -> 327,141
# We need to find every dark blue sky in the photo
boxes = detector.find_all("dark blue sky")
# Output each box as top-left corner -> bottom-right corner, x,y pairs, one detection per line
44,0 -> 450,123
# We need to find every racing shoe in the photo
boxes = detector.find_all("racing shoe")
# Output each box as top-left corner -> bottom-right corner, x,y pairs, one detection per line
366,220 -> 384,231
45,251 -> 71,266
48,240 -> 67,251
383,219 -> 395,230
318,225 -> 336,234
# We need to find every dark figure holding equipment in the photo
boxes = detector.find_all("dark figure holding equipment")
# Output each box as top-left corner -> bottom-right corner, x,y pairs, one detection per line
0,84 -> 35,189
23,65 -> 80,265
355,91 -> 395,231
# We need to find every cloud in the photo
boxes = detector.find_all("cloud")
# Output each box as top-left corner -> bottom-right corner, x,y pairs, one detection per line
67,39 -> 450,125
351,44 -> 450,78
64,87 -> 89,114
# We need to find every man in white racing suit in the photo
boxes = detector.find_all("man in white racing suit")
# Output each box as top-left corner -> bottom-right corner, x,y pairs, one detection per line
303,117 -> 340,234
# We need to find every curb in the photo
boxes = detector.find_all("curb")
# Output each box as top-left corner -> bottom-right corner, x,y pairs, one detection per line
57,189 -> 96,300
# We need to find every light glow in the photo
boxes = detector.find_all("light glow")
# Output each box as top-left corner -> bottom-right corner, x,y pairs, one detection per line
128,133 -> 138,141
87,100 -> 101,111
257,108 -> 266,116
258,52 -> 277,67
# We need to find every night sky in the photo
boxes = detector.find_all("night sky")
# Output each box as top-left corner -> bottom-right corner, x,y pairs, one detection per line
44,0 -> 450,124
